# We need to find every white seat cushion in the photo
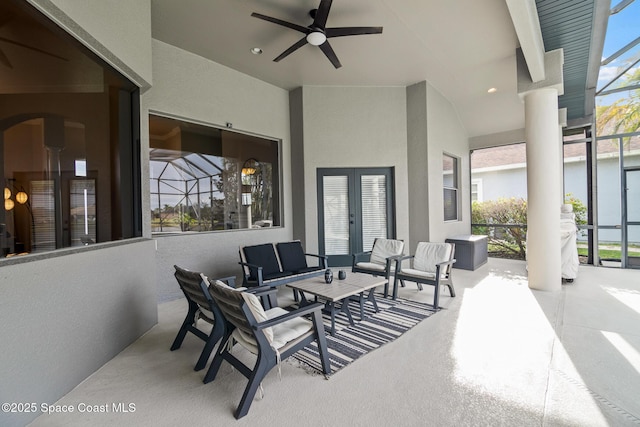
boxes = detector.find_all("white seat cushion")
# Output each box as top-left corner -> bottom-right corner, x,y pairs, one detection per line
369,238 -> 404,266
355,262 -> 386,272
232,307 -> 312,353
413,242 -> 453,274
398,268 -> 447,280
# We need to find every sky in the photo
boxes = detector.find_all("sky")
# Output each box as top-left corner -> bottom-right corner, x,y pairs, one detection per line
596,0 -> 640,106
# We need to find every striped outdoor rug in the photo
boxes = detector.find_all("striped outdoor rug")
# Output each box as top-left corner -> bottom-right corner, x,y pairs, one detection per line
288,293 -> 438,376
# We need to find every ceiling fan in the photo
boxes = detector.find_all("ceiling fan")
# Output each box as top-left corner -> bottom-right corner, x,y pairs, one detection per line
251,0 -> 382,69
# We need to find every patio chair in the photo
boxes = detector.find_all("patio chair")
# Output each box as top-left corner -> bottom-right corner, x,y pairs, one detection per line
203,275 -> 331,419
352,238 -> 404,298
170,265 -> 235,371
392,242 -> 456,308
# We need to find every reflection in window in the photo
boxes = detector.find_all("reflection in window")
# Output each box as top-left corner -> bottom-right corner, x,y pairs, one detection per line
443,153 -> 459,221
149,115 -> 280,233
0,0 -> 140,259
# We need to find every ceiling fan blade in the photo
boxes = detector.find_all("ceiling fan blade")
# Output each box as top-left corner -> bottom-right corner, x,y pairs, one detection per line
0,36 -> 68,62
326,27 -> 383,38
274,37 -> 308,62
319,40 -> 341,69
0,48 -> 12,68
313,0 -> 333,29
251,13 -> 309,34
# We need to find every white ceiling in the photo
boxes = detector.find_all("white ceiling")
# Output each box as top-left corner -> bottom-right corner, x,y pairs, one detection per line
150,0 -> 526,139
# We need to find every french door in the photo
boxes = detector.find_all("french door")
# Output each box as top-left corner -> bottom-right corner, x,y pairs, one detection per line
317,168 -> 395,266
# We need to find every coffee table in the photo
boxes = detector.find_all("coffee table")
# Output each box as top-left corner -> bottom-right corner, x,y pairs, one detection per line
286,273 -> 385,336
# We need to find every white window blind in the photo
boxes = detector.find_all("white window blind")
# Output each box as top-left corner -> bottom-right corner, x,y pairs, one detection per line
323,176 -> 349,255
30,180 -> 55,253
361,175 -> 387,251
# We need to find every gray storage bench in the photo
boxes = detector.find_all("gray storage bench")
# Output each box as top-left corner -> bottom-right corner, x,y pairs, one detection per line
445,235 -> 488,270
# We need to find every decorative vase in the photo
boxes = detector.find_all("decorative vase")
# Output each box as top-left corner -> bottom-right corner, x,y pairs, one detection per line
338,270 -> 346,280
324,269 -> 333,284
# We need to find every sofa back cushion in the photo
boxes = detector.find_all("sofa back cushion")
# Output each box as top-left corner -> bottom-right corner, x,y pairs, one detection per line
276,241 -> 308,272
242,244 -> 281,280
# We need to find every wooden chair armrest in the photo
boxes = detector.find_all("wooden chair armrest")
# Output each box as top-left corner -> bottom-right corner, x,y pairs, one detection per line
394,254 -> 414,273
238,261 -> 264,284
352,250 -> 372,267
246,286 -> 277,297
212,275 -> 237,288
436,258 -> 456,267
305,253 -> 329,268
384,255 -> 404,278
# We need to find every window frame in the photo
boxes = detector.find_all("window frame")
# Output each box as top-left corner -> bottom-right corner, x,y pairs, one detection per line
148,112 -> 283,234
443,152 -> 460,222
471,178 -> 483,202
0,0 -> 141,261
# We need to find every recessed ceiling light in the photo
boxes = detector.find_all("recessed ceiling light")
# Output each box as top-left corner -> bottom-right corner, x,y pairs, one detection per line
250,47 -> 263,55
487,87 -> 498,93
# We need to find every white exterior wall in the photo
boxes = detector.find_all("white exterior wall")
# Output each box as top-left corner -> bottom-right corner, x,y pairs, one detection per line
472,152 -> 640,243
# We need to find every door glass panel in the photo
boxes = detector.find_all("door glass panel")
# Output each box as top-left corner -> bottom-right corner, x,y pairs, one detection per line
563,142 -> 589,263
627,170 -> 640,268
360,175 -> 387,251
597,138 -> 621,265
598,228 -> 621,266
322,175 -> 349,255
628,170 -> 640,223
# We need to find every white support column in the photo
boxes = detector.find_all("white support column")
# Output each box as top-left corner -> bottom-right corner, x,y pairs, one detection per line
524,88 -> 562,291
558,108 -> 568,204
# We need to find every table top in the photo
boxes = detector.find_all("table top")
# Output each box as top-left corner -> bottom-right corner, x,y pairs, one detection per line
286,273 -> 386,302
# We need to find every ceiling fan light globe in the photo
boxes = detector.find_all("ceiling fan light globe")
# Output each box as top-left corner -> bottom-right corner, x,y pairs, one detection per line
306,32 -> 326,46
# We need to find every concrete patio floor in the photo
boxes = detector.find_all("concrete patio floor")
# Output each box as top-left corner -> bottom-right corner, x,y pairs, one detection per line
29,258 -> 640,426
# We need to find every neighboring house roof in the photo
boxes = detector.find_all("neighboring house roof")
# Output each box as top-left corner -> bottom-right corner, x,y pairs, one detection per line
472,136 -> 640,170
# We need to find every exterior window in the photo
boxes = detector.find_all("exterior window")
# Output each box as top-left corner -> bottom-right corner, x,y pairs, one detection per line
0,0 -> 140,259
149,115 -> 281,233
471,178 -> 483,202
443,153 -> 459,221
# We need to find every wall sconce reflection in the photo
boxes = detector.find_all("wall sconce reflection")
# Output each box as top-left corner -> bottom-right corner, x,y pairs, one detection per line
3,181 -> 35,256
4,186 -> 28,211
241,158 -> 259,176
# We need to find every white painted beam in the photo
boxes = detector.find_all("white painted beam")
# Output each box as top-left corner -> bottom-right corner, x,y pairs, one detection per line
506,0 -> 546,82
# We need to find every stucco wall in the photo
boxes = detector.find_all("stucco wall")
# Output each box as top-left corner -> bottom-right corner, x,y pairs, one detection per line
293,86 -> 410,259
143,40 -> 293,301
425,83 -> 471,243
0,239 -> 157,427
29,0 -> 153,88
0,3 -> 157,427
406,82 -> 471,250
406,82 -> 430,250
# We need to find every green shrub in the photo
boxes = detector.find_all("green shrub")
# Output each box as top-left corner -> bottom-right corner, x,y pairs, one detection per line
472,197 -> 527,259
